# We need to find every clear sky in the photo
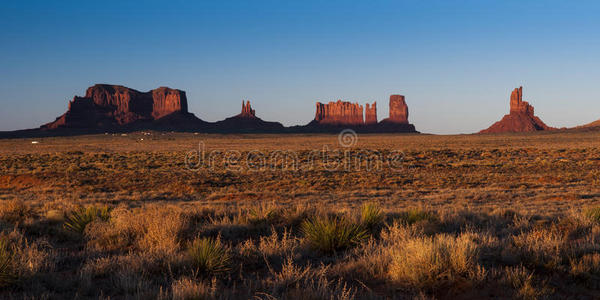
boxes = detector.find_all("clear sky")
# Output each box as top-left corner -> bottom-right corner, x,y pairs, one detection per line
1,0 -> 599,134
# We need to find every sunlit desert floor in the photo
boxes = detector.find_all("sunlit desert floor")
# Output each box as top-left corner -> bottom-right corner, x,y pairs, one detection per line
0,131 -> 600,299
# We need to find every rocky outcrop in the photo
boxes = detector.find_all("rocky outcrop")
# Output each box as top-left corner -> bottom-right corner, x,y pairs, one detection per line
10,84 -> 421,137
43,84 -> 203,130
315,100 -> 364,125
578,119 -> 600,128
480,87 -> 554,133
382,95 -> 409,124
212,100 -> 284,132
365,102 -> 377,125
240,100 -> 256,117
377,94 -> 417,132
299,96 -> 417,133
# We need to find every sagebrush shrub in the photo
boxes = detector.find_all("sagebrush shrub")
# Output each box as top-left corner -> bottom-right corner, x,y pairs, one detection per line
388,233 -> 481,290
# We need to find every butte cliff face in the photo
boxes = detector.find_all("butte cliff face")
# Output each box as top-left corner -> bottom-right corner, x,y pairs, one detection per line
365,102 -> 377,125
301,96 -> 417,133
314,100 -> 365,125
480,87 -> 554,134
381,95 -> 409,124
43,84 -> 203,130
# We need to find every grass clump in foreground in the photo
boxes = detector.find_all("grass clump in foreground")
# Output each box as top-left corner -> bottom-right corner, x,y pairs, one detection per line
0,237 -> 16,287
359,203 -> 384,232
302,215 -> 368,254
388,232 -> 481,290
584,207 -> 600,223
187,237 -> 231,276
63,206 -> 110,234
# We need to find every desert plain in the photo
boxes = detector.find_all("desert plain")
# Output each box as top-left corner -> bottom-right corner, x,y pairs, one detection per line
1,131 -> 600,299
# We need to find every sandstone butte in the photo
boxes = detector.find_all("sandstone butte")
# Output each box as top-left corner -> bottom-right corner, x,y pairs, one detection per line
479,87 -> 554,134
314,100 -> 365,125
42,84 -> 204,130
27,83 -> 417,136
308,95 -> 417,133
380,95 -> 409,124
365,102 -> 377,125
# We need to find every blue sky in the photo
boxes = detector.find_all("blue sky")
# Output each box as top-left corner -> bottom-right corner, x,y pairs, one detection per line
1,0 -> 599,134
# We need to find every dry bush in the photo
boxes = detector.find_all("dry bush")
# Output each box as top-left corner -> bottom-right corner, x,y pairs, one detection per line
512,227 -> 565,270
85,205 -> 188,255
264,258 -> 356,300
501,265 -> 550,300
258,227 -> 300,258
570,253 -> 600,280
0,200 -> 32,224
169,277 -> 217,300
387,232 -> 484,291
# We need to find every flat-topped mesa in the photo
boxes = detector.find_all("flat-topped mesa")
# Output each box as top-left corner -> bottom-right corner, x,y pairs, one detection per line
480,86 -> 553,134
43,84 -> 194,129
365,102 -> 377,125
315,100 -> 364,125
240,100 -> 256,117
509,86 -> 534,115
381,95 -> 409,124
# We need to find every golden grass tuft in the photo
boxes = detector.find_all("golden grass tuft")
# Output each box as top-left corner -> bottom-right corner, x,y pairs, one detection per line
301,215 -> 367,254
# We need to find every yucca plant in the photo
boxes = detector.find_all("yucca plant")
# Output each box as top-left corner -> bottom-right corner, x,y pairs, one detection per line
63,206 -> 110,234
584,207 -> 600,223
247,205 -> 281,227
360,203 -> 384,231
397,208 -> 436,225
0,238 -> 16,287
301,215 -> 368,254
187,237 -> 231,276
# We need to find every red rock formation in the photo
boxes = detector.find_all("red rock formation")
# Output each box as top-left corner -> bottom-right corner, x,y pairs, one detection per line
43,84 -> 194,129
314,100 -> 364,125
385,95 -> 409,124
365,102 -> 377,125
480,86 -> 554,133
240,100 -> 256,117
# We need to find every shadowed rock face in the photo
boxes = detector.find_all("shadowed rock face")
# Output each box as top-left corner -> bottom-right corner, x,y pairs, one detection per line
315,100 -> 364,125
365,102 -> 377,125
43,84 -> 194,129
480,86 -> 554,133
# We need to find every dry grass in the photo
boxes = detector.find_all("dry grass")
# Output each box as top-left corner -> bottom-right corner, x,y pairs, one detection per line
0,131 -> 599,298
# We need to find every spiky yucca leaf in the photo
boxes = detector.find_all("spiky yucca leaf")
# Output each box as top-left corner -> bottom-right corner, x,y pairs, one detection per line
585,207 -> 600,223
63,206 -> 110,234
360,203 -> 384,231
0,238 -> 16,287
188,237 -> 231,276
301,216 -> 367,254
